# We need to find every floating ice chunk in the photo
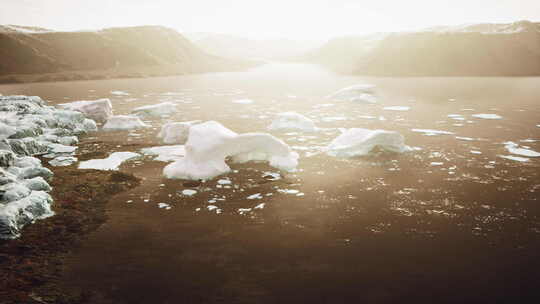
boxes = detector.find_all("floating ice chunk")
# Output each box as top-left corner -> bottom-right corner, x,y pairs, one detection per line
278,189 -> 300,194
140,145 -> 185,162
448,114 -> 465,121
470,150 -> 482,155
163,121 -> 299,180
49,156 -> 78,167
232,99 -> 254,104
131,102 -> 177,117
0,191 -> 53,239
472,114 -> 502,120
238,208 -> 252,214
327,128 -> 410,158
247,193 -> 263,200
78,152 -> 140,170
254,203 -> 265,209
182,189 -> 197,196
455,136 -> 475,141
111,90 -> 129,96
22,177 -> 51,192
411,129 -> 454,136
158,121 -> 200,144
383,106 -> 410,111
328,84 -> 377,103
217,179 -> 232,185
430,162 -> 444,166
103,115 -> 149,130
59,99 -> 112,122
158,203 -> 172,210
498,155 -> 529,162
268,112 -> 317,132
504,142 -> 540,157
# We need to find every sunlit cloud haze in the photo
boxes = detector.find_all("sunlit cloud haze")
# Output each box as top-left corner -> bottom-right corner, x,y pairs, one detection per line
2,0 -> 540,40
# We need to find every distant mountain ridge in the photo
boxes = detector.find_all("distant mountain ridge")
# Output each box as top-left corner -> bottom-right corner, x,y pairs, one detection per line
0,25 -> 253,82
184,32 -> 323,60
303,20 -> 540,76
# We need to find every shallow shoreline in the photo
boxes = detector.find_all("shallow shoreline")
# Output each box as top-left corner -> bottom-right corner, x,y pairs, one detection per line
0,141 -> 140,303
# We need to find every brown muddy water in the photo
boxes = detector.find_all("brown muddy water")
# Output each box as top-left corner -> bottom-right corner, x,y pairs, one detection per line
1,63 -> 540,303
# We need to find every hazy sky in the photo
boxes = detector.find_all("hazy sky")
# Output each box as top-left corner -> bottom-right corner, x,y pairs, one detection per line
2,0 -> 539,40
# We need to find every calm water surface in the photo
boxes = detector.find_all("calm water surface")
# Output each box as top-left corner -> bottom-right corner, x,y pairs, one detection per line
1,63 -> 540,303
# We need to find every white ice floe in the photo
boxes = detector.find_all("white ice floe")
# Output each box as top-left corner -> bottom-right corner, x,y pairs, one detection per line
455,136 -> 475,141
498,155 -> 529,162
217,179 -> 232,185
472,114 -> 502,120
268,112 -> 317,132
411,129 -> 454,136
182,189 -> 197,196
430,162 -> 444,166
111,90 -> 129,96
131,102 -> 177,117
103,115 -> 149,130
78,152 -> 140,170
48,143 -> 77,154
504,142 -> 540,157
49,156 -> 78,167
327,128 -> 410,158
163,121 -> 299,180
254,203 -> 265,209
447,114 -> 465,121
327,84 -> 377,103
383,106 -> 410,111
140,145 -> 186,162
232,99 -> 254,104
158,121 -> 200,144
247,193 -> 263,200
59,99 -> 113,122
158,203 -> 172,210
470,150 -> 482,155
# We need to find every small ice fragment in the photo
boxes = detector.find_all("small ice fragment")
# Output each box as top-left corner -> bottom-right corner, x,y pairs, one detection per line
238,208 -> 252,214
455,136 -> 474,141
182,189 -> 198,196
158,203 -> 172,210
504,142 -> 540,157
470,150 -> 482,155
411,129 -> 454,136
498,155 -> 529,162
131,102 -> 178,117
111,90 -> 129,96
472,114 -> 502,120
278,189 -> 300,194
254,203 -> 265,209
247,193 -> 263,200
430,162 -> 444,166
383,106 -> 410,111
217,179 -> 232,185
